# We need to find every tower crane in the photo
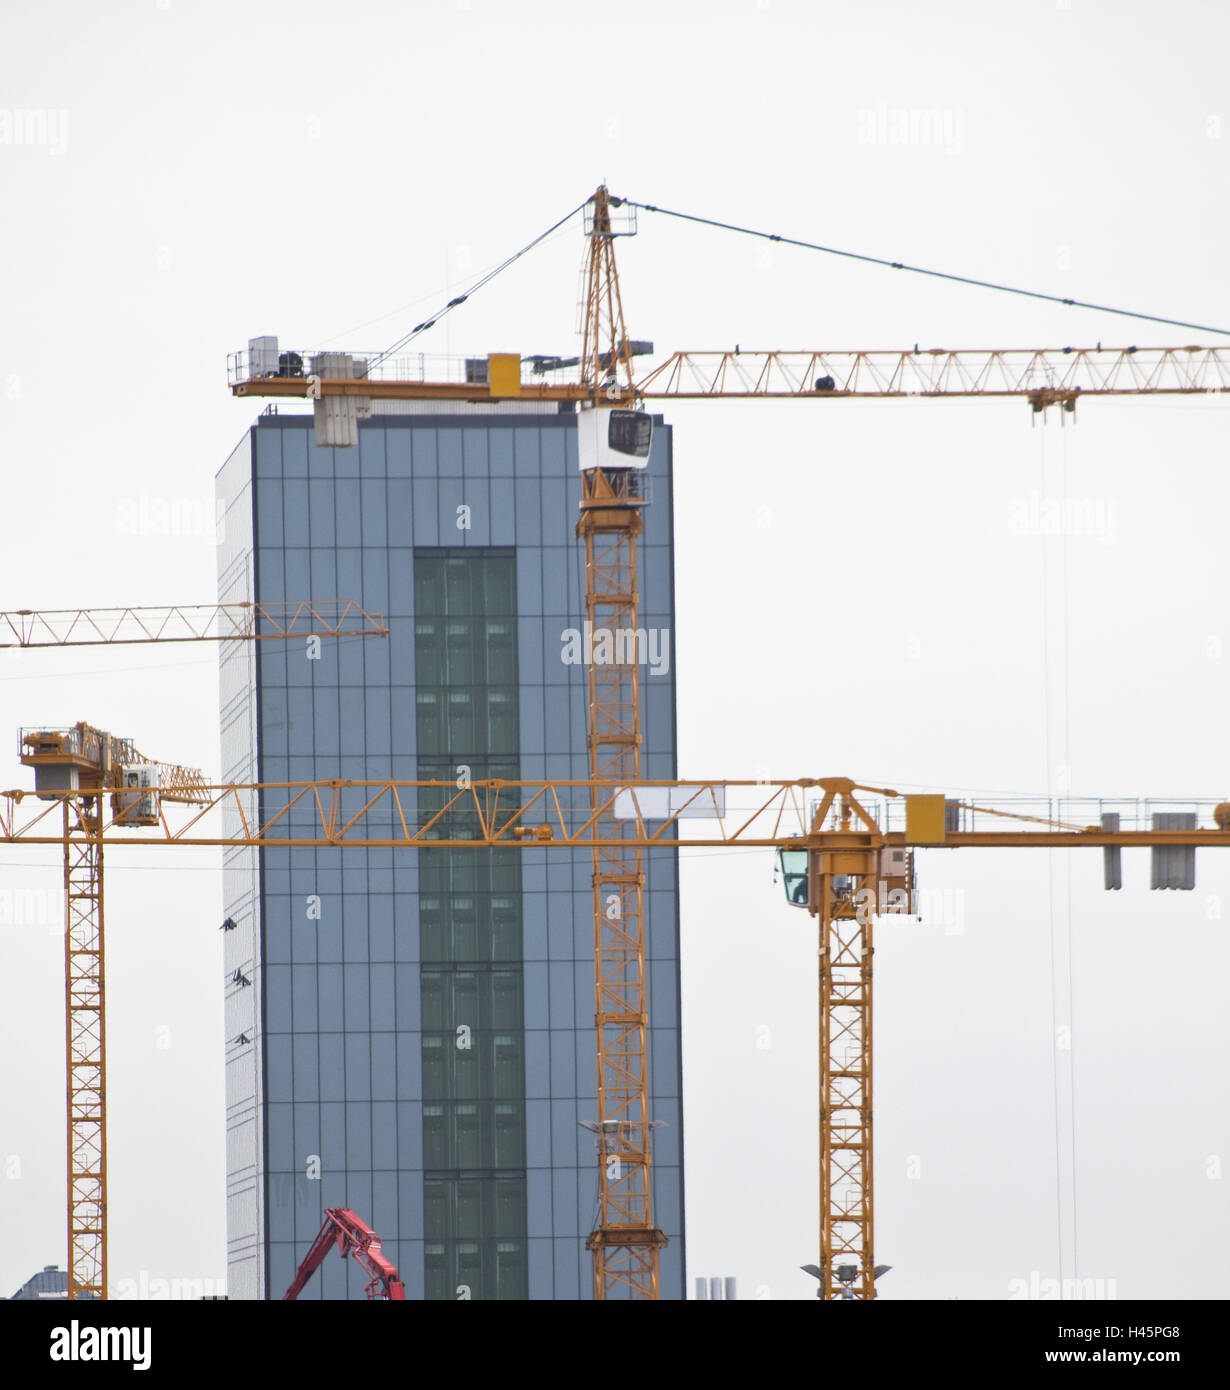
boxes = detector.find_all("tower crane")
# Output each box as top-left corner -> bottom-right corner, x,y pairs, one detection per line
18,722 -> 211,1302
6,602 -> 386,1299
226,185 -> 1229,1299
6,773 -> 1226,1301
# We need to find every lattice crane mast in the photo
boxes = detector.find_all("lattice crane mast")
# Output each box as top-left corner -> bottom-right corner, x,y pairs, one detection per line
573,188 -> 664,1298
18,722 -> 211,1302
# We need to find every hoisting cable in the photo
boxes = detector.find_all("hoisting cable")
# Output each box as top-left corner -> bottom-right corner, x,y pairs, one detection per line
1060,425 -> 1081,1285
370,195 -> 592,367
623,198 -> 1230,338
1037,422 -> 1067,1290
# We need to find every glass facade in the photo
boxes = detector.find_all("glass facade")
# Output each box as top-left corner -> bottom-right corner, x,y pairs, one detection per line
216,409 -> 683,1300
416,548 -> 527,1300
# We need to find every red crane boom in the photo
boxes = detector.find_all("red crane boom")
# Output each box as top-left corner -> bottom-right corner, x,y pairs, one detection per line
283,1208 -> 406,1301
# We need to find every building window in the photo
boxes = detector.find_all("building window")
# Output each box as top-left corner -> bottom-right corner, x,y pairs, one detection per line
415,549 -> 527,1298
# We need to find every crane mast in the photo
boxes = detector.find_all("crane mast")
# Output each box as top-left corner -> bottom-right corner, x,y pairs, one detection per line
807,785 -> 881,1300
577,187 -> 666,1298
20,722 -> 211,1300
63,812 -> 105,1302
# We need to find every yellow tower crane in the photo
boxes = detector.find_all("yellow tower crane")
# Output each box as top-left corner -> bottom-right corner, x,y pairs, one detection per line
575,190 -> 666,1297
18,723 -> 210,1301
7,600 -> 387,1299
4,772 -> 1227,1301
226,185 -> 1230,1299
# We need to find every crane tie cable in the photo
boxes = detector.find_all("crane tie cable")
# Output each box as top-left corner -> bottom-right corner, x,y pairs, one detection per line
622,197 -> 1230,338
371,196 -> 591,366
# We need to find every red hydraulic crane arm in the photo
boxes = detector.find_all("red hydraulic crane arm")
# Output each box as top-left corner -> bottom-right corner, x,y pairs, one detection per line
283,1207 -> 405,1301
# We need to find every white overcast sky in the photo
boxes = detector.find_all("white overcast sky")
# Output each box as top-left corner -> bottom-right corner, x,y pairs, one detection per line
2,0 -> 1228,1301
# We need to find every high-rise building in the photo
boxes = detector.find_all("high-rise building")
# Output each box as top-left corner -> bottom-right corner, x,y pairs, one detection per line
215,405 -> 683,1299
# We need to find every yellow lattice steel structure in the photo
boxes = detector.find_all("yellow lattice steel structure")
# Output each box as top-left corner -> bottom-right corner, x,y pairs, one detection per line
577,481 -> 666,1299
19,723 -> 212,1301
8,774 -> 1228,853
63,818 -> 105,1300
576,186 -> 667,1299
0,600 -> 387,647
231,340 -> 1230,412
806,782 -> 893,1301
7,774 -> 1229,1299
